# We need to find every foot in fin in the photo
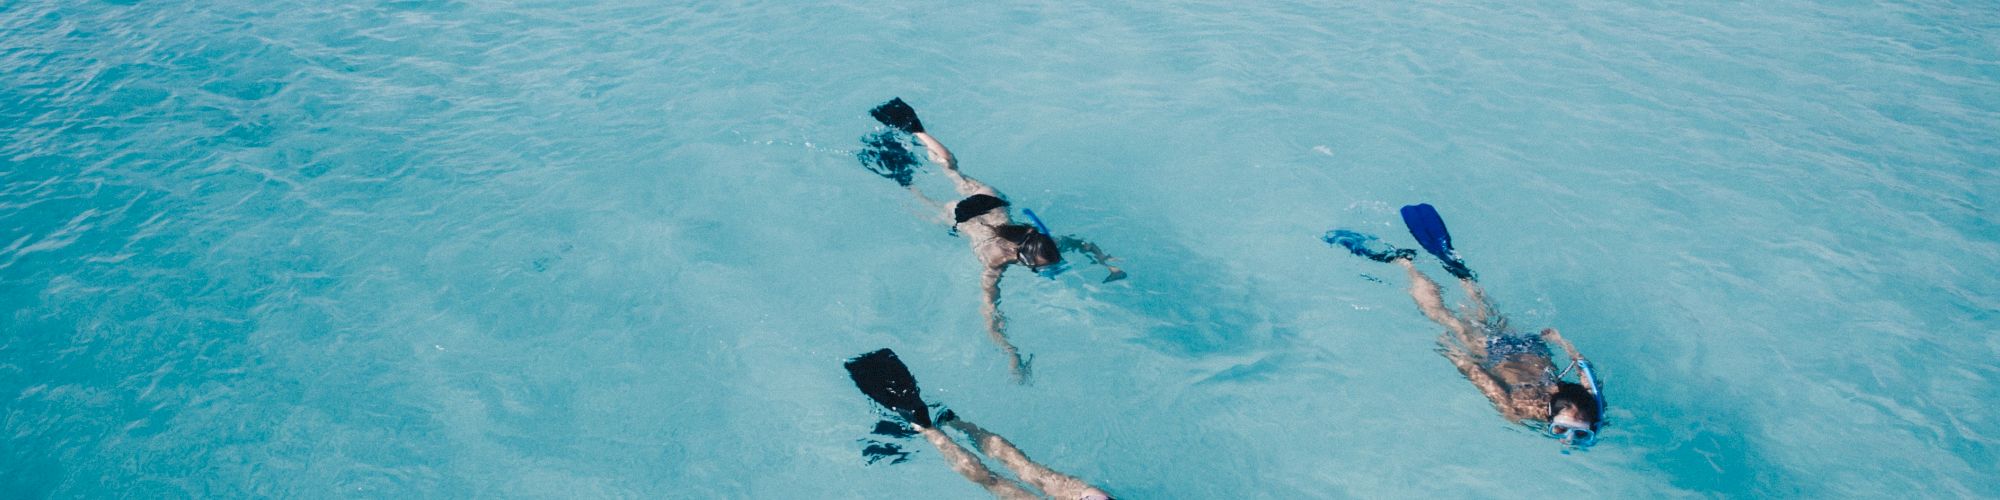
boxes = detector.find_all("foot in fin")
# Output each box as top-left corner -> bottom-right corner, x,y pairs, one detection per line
844,348 -> 933,427
1399,203 -> 1476,280
1323,229 -> 1415,263
869,97 -> 926,134
1440,259 -> 1475,281
856,131 -> 920,186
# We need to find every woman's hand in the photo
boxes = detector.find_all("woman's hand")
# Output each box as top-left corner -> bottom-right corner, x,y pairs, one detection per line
1541,328 -> 1584,362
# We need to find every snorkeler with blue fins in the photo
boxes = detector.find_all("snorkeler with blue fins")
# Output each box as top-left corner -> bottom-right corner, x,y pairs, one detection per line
858,98 -> 1126,382
845,348 -> 1116,499
1327,204 -> 1605,447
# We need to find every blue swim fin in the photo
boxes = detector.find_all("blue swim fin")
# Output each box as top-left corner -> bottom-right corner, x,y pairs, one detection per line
1399,203 -> 1475,280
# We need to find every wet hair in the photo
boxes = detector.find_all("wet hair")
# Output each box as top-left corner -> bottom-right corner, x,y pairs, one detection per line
1550,381 -> 1602,428
994,224 -> 1061,266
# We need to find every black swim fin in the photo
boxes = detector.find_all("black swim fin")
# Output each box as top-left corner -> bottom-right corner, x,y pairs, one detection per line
869,97 -> 926,134
844,348 -> 933,427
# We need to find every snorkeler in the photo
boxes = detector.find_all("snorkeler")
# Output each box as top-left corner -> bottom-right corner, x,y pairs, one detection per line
1326,204 -> 1605,447
857,98 -> 1126,382
844,348 -> 1117,500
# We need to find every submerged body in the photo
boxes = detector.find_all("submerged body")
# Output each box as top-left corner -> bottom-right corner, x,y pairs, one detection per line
1399,256 -> 1601,445
1401,258 -> 1565,423
860,98 -> 1125,382
1330,205 -> 1605,446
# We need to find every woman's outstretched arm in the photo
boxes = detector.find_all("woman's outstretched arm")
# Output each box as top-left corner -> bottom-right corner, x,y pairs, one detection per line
981,267 -> 1027,382
1440,338 -> 1512,415
1054,235 -> 1127,282
1541,328 -> 1585,363
917,427 -> 1038,500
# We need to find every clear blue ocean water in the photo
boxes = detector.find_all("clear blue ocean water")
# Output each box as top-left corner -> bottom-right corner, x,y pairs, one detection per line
3,0 -> 1996,497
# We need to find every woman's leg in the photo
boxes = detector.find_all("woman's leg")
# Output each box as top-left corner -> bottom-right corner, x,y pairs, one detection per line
905,185 -> 950,224
945,419 -> 1101,499
913,132 -> 998,197
944,169 -> 997,198
1456,278 -> 1501,329
1401,259 -> 1484,358
918,427 -> 1038,500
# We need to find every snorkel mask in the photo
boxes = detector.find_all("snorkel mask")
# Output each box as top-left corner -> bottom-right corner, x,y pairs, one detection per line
1018,208 -> 1068,279
1548,415 -> 1597,447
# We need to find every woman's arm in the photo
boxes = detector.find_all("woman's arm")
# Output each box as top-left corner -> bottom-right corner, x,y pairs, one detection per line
1054,235 -> 1127,282
1441,339 -> 1511,414
981,267 -> 1027,382
1541,328 -> 1584,363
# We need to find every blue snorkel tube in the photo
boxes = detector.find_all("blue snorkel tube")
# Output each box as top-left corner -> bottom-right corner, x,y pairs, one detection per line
1020,208 -> 1069,279
1576,360 -> 1605,447
1578,360 -> 1605,415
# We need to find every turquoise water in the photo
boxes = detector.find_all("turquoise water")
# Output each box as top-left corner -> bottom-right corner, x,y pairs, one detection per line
4,0 -> 1996,497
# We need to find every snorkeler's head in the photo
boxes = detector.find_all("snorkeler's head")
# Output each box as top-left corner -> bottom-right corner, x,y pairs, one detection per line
997,224 -> 1062,271
1551,382 -> 1602,424
1548,381 -> 1602,445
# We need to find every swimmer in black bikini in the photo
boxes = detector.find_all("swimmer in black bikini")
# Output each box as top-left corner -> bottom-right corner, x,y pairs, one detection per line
1328,204 -> 1605,447
858,98 -> 1126,382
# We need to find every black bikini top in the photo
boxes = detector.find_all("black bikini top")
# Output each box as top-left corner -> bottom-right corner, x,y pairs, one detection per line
953,194 -> 1009,224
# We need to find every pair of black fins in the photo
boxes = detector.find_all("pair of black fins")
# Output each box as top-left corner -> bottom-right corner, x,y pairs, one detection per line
1326,203 -> 1475,281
